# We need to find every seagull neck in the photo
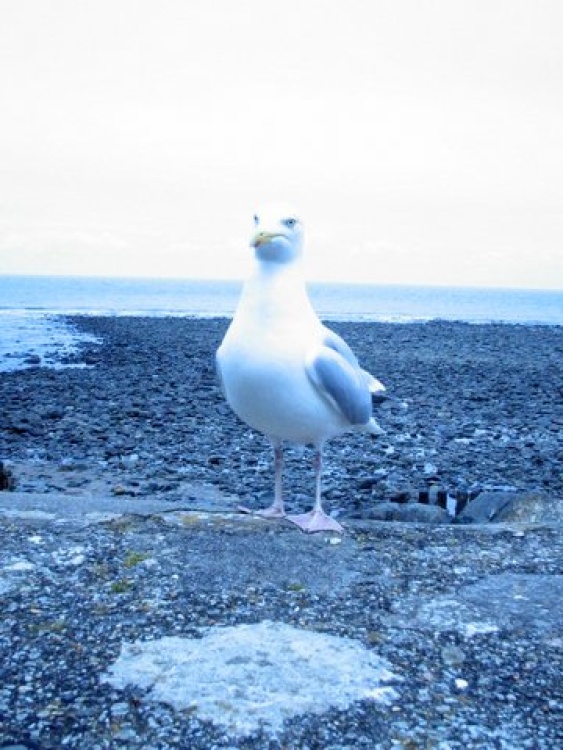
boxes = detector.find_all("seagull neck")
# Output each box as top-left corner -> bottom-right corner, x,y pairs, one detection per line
243,258 -> 317,321
253,257 -> 304,281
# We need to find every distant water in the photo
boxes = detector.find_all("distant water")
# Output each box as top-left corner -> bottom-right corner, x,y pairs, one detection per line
2,274 -> 562,323
1,275 -> 562,371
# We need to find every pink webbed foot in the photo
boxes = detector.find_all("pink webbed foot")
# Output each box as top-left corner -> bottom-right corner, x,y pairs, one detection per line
287,508 -> 344,534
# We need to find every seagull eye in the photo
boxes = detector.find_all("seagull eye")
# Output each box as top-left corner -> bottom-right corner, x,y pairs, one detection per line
283,217 -> 297,229
253,214 -> 260,226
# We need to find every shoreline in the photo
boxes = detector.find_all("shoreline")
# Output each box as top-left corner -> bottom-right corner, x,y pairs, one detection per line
2,310 -> 562,375
1,315 -> 562,516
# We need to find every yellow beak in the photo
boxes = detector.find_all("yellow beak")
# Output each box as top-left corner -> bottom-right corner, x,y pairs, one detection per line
252,231 -> 281,248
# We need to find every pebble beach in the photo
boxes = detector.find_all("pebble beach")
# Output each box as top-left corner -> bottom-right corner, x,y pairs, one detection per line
2,316 -> 562,514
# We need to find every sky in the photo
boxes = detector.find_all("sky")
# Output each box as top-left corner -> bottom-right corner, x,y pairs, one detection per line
0,0 -> 562,288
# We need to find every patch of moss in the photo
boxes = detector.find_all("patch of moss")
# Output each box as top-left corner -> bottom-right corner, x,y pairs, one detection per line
110,579 -> 133,594
123,551 -> 150,568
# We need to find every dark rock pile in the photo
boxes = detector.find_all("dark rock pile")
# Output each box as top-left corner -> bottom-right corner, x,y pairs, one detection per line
1,316 -> 562,522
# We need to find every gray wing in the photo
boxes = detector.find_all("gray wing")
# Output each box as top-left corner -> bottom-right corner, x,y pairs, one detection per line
322,327 -> 360,367
306,344 -> 372,425
322,327 -> 386,395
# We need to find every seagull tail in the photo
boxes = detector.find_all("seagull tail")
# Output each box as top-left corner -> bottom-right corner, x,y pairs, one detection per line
361,369 -> 386,395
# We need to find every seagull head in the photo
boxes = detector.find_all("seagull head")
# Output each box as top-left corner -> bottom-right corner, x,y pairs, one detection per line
250,205 -> 304,264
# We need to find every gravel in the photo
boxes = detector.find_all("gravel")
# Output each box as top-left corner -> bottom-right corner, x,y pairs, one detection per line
0,504 -> 561,749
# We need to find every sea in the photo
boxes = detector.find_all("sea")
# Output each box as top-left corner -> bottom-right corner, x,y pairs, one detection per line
1,274 -> 562,371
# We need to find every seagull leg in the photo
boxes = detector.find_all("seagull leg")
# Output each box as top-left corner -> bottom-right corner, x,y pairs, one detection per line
256,441 -> 286,518
288,447 -> 344,534
238,441 -> 286,518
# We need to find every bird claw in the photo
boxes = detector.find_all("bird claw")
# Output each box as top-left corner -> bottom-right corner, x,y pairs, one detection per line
287,509 -> 344,534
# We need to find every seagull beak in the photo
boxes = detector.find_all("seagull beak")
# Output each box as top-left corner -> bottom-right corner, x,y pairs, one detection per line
252,231 -> 280,248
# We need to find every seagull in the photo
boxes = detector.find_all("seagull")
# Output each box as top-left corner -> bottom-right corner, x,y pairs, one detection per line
216,206 -> 386,533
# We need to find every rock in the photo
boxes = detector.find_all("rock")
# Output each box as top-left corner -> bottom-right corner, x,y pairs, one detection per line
441,645 -> 466,666
388,488 -> 412,504
493,491 -> 562,524
0,461 -> 15,491
454,491 -> 515,524
357,476 -> 380,490
455,488 -> 562,525
365,502 -> 451,524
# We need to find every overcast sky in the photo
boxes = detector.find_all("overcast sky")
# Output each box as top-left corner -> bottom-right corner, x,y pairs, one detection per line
1,0 -> 562,288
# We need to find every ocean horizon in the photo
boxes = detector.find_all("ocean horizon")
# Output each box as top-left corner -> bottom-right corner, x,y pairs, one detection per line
1,274 -> 562,372
2,274 -> 562,323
